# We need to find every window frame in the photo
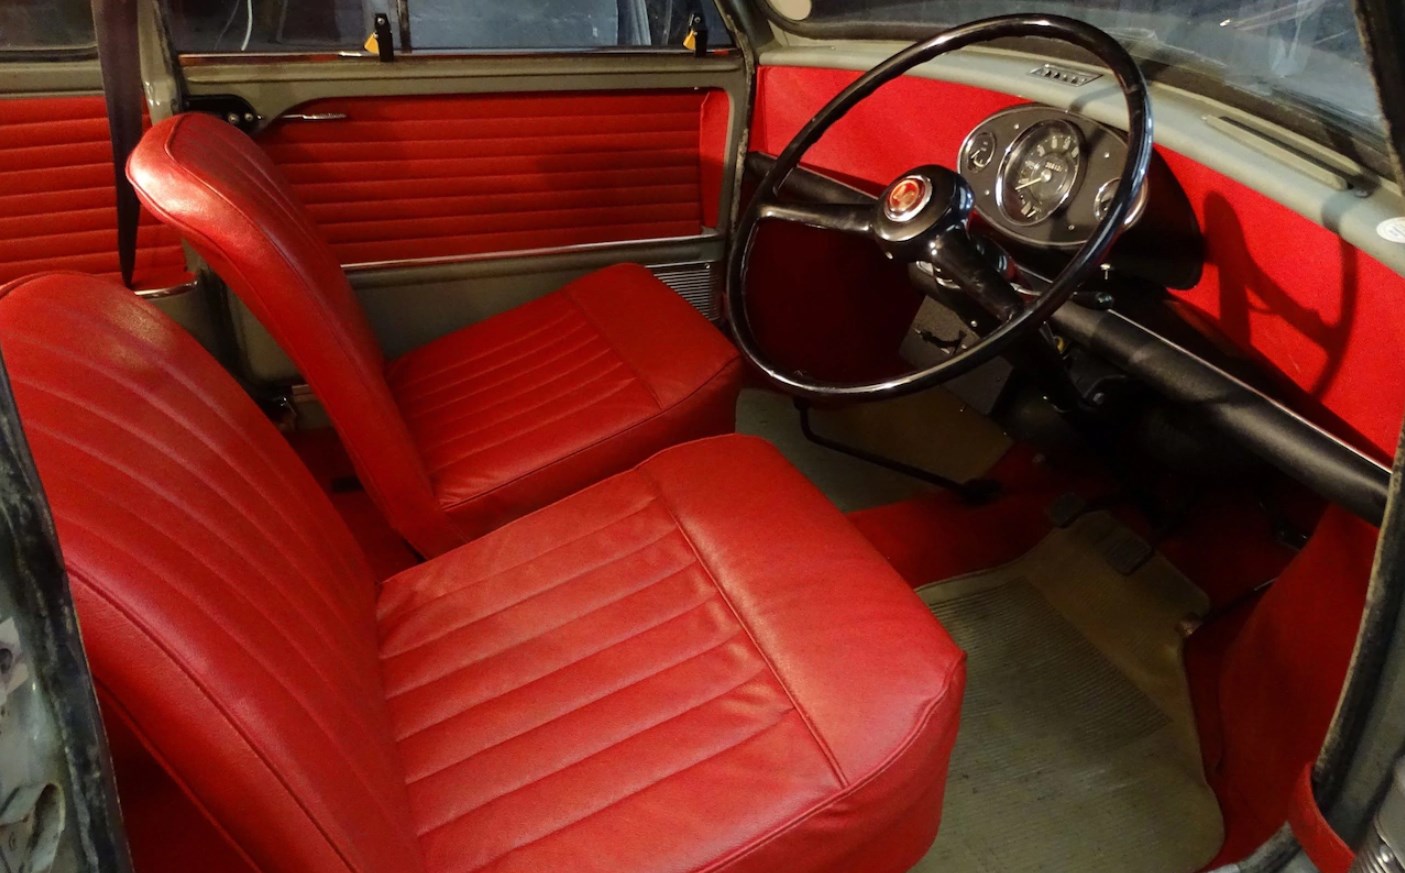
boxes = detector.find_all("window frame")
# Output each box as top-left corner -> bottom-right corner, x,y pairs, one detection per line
158,0 -> 739,62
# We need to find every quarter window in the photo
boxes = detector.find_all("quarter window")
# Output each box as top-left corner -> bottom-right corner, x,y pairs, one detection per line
0,0 -> 94,54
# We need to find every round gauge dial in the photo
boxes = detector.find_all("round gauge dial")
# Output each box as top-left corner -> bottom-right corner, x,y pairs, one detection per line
1093,178 -> 1148,227
965,131 -> 997,170
997,120 -> 1085,226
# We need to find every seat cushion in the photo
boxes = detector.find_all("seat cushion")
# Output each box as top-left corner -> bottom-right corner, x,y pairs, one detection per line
386,263 -> 743,541
378,434 -> 966,873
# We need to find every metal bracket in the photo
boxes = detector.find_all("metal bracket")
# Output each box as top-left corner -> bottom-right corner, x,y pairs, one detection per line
373,13 -> 395,62
184,94 -> 261,133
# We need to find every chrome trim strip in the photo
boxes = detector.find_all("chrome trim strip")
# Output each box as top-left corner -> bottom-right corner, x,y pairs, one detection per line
342,232 -> 722,273
178,46 -> 739,66
278,112 -> 348,122
136,282 -> 197,300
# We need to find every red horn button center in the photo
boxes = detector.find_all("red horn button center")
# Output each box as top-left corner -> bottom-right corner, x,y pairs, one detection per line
885,176 -> 931,220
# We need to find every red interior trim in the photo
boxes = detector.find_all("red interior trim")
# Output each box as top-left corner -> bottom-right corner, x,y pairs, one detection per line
1288,765 -> 1353,873
0,96 -> 188,288
752,65 -> 1405,458
255,91 -> 724,265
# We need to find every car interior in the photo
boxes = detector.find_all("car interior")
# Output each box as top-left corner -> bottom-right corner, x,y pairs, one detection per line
0,0 -> 1402,871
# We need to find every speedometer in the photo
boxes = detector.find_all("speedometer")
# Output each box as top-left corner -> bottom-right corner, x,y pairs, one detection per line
996,120 -> 1085,226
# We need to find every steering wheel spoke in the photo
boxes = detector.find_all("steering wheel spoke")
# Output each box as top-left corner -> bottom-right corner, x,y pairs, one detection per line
757,201 -> 875,236
927,229 -> 1026,323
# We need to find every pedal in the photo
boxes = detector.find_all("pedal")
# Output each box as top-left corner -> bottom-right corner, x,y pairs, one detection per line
1102,527 -> 1155,575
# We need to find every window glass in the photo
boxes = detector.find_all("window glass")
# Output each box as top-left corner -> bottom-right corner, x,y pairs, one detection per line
769,0 -> 1382,137
165,0 -> 379,53
166,0 -> 730,53
410,0 -> 729,50
0,0 -> 94,53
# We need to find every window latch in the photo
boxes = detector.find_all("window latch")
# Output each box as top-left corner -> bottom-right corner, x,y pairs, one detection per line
683,14 -> 708,57
364,13 -> 395,62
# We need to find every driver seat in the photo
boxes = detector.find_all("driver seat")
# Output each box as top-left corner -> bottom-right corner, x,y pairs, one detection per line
0,272 -> 965,873
127,112 -> 743,557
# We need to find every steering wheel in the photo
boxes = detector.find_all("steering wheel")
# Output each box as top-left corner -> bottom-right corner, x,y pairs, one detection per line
726,14 -> 1153,400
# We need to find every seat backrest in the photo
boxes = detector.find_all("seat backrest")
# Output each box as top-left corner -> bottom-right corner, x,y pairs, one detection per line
128,113 -> 461,556
0,273 -> 426,873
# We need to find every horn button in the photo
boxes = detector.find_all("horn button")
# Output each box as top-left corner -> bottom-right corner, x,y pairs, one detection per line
875,165 -> 974,258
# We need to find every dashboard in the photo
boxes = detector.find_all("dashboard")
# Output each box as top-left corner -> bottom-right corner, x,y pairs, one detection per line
956,104 -> 1202,289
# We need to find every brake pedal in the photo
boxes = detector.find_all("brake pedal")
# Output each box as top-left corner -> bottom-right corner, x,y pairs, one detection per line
1102,526 -> 1155,575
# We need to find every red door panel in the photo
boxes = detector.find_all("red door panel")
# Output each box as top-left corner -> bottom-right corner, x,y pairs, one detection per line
0,95 -> 188,287
752,64 -> 1405,460
255,90 -> 727,266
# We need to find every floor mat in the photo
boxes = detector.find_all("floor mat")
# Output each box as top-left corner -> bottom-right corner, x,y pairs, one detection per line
736,387 -> 1008,511
912,512 -> 1224,873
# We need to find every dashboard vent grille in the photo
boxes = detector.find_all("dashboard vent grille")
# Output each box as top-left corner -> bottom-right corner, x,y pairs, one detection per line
651,261 -> 721,320
1028,64 -> 1102,87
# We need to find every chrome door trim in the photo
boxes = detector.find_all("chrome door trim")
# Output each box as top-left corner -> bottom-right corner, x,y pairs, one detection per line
341,231 -> 722,274
277,111 -> 349,122
178,46 -> 740,67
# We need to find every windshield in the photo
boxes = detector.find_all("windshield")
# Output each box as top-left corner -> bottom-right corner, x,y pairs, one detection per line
768,0 -> 1383,139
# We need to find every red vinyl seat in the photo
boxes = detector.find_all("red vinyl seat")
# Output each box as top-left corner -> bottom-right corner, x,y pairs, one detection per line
127,112 -> 742,557
0,273 -> 965,873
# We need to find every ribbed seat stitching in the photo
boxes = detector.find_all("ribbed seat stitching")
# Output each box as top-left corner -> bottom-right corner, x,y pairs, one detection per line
410,659 -> 765,828
17,379 -> 368,646
402,633 -> 753,789
403,337 -> 610,413
34,426 -> 381,720
401,349 -> 619,436
452,716 -> 795,870
424,381 -> 638,474
10,324 -> 371,590
57,512 -> 407,837
72,570 -> 398,873
392,563 -> 706,741
386,309 -> 578,389
377,494 -> 660,632
636,468 -> 851,787
384,527 -> 688,668
384,579 -> 713,700
412,361 -> 630,452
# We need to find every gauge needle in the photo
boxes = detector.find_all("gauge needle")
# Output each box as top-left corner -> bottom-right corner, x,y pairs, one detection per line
1015,172 -> 1051,191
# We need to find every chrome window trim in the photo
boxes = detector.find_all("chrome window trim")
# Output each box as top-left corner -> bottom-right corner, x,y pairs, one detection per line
341,232 -> 722,274
176,47 -> 739,66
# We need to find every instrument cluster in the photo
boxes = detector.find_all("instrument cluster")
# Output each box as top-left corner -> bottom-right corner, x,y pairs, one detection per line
958,105 -> 1146,248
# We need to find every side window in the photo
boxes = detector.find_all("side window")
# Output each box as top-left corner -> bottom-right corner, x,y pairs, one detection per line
0,0 -> 93,53
164,0 -> 731,54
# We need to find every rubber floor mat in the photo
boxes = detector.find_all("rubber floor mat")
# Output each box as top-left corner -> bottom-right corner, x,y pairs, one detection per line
735,387 -> 1008,511
911,512 -> 1224,872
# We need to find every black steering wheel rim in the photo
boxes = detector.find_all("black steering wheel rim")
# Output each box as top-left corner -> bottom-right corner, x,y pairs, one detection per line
726,14 -> 1154,400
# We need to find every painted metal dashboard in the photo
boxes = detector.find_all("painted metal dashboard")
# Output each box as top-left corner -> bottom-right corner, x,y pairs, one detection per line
752,52 -> 1405,465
